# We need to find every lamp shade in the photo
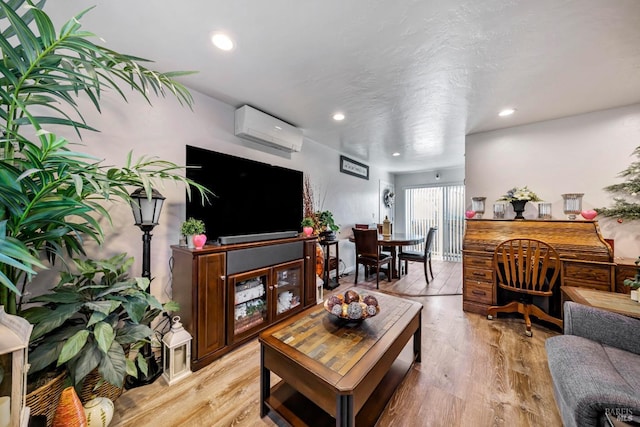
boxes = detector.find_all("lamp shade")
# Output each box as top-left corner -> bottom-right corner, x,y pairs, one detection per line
130,187 -> 165,227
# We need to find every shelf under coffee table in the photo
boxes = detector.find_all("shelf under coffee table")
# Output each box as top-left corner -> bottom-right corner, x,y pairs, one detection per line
259,288 -> 422,426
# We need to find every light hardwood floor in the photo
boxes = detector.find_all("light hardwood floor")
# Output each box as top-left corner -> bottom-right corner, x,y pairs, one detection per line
111,260 -> 563,427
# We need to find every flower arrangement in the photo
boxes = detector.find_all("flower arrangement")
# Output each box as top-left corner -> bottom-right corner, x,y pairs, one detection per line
498,186 -> 542,202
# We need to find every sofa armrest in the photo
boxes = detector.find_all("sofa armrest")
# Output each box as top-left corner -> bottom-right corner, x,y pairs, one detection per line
564,301 -> 640,355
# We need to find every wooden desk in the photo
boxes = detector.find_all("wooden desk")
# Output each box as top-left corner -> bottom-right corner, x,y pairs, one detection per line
615,257 -> 637,294
259,289 -> 422,426
463,219 -> 614,316
561,286 -> 640,319
349,233 -> 424,278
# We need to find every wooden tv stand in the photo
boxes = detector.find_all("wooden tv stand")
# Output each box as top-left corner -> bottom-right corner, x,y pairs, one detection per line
171,235 -> 318,371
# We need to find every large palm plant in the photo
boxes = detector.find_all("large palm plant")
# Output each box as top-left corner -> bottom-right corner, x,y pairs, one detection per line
0,0 -> 210,314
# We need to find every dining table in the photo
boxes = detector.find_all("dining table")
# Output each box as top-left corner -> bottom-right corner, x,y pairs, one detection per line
349,232 -> 425,279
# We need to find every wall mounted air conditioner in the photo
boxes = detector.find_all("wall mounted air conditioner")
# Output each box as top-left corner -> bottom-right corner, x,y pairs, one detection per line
234,105 -> 303,152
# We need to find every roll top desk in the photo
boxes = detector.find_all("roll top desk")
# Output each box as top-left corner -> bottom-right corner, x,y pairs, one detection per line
462,219 -> 614,315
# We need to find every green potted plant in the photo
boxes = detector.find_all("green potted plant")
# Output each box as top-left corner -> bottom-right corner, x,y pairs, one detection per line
0,0 -> 212,316
21,253 -> 177,395
623,256 -> 640,301
301,217 -> 315,237
181,218 -> 206,248
316,210 -> 339,240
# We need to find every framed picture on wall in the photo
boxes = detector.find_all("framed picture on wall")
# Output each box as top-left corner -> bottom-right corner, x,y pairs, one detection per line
339,155 -> 369,180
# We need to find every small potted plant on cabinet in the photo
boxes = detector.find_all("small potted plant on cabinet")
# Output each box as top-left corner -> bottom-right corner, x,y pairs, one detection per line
624,256 -> 640,302
181,218 -> 206,249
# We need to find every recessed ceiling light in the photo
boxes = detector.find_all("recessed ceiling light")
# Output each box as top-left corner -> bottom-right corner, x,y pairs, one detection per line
211,33 -> 234,51
392,152 -> 400,157
499,108 -> 516,117
332,113 -> 345,121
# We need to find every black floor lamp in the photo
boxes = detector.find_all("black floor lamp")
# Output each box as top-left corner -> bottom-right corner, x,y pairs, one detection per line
125,186 -> 165,389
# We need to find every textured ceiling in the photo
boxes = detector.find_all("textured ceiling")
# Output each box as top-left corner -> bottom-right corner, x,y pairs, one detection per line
46,1 -> 640,173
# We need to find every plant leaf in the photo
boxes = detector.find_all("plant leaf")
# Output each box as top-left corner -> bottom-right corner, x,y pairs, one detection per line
58,329 -> 90,365
93,321 -> 115,354
98,340 -> 127,387
115,322 -> 152,345
68,339 -> 101,386
28,340 -> 65,374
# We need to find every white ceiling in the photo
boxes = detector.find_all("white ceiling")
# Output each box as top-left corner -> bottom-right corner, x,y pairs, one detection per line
46,1 -> 640,173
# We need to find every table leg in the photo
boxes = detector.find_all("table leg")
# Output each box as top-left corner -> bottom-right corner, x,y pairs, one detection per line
336,394 -> 354,426
414,311 -> 422,363
391,247 -> 398,279
260,345 -> 270,417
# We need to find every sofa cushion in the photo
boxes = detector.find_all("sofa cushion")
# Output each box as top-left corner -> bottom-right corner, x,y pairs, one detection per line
546,335 -> 640,427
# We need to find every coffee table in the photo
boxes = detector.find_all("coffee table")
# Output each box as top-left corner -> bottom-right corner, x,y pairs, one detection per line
259,289 -> 422,426
561,286 -> 640,319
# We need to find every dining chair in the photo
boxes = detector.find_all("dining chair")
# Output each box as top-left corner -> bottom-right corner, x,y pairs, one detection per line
352,228 -> 392,289
487,238 -> 562,336
398,226 -> 437,283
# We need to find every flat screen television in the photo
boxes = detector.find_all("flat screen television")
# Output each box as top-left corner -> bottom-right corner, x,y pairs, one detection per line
185,145 -> 303,242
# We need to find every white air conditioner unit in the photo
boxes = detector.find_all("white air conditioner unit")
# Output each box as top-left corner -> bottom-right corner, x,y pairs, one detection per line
234,105 -> 303,152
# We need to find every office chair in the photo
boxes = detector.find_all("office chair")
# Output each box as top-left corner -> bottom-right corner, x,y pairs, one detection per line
487,238 -> 562,336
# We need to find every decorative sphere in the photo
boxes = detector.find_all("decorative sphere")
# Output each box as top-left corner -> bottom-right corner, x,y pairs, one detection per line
344,290 -> 360,304
346,301 -> 363,319
331,304 -> 343,316
363,295 -> 378,307
465,210 -> 476,219
327,295 -> 342,309
366,305 -> 378,316
581,209 -> 597,220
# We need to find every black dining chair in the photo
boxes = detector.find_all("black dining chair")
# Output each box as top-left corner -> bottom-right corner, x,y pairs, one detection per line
352,228 -> 392,289
398,227 -> 437,284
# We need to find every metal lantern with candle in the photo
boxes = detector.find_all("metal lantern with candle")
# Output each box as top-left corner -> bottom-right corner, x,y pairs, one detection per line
471,197 -> 486,219
0,306 -> 33,427
561,193 -> 584,220
162,316 -> 192,386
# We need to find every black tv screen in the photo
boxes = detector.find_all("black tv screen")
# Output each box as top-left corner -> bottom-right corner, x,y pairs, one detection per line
185,145 -> 303,241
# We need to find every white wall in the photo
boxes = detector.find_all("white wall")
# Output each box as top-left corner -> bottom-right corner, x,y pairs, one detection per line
40,89 -> 392,301
465,103 -> 640,258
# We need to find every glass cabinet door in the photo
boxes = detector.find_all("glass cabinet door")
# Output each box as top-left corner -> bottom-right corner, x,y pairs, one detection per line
272,260 -> 304,321
229,268 -> 269,342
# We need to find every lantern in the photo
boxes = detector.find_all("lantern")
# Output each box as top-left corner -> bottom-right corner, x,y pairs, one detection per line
471,197 -> 486,219
0,306 -> 33,427
162,316 -> 192,386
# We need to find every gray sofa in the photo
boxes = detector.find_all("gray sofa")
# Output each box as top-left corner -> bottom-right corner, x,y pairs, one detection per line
546,302 -> 640,427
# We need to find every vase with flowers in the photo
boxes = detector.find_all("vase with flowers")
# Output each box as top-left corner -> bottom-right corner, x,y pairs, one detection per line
497,186 -> 542,219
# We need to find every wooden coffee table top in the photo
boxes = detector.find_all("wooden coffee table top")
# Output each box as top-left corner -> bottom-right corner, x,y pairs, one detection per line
271,291 -> 415,376
562,286 -> 640,319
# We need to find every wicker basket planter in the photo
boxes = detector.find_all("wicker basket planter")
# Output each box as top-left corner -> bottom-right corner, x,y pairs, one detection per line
26,370 -> 68,427
79,368 -> 124,403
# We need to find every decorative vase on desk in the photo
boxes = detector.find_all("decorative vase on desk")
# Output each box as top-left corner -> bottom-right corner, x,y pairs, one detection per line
192,234 -> 207,250
511,200 -> 527,219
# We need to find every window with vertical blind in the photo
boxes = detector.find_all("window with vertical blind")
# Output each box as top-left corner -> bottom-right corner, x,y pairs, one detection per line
404,185 -> 465,261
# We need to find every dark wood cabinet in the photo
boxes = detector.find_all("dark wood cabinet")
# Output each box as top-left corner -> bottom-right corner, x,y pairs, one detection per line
304,240 -> 318,307
227,260 -> 304,345
462,219 -> 614,316
171,236 -> 317,371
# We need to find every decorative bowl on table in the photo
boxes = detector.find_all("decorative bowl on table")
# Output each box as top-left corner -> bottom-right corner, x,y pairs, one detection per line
324,290 -> 380,321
